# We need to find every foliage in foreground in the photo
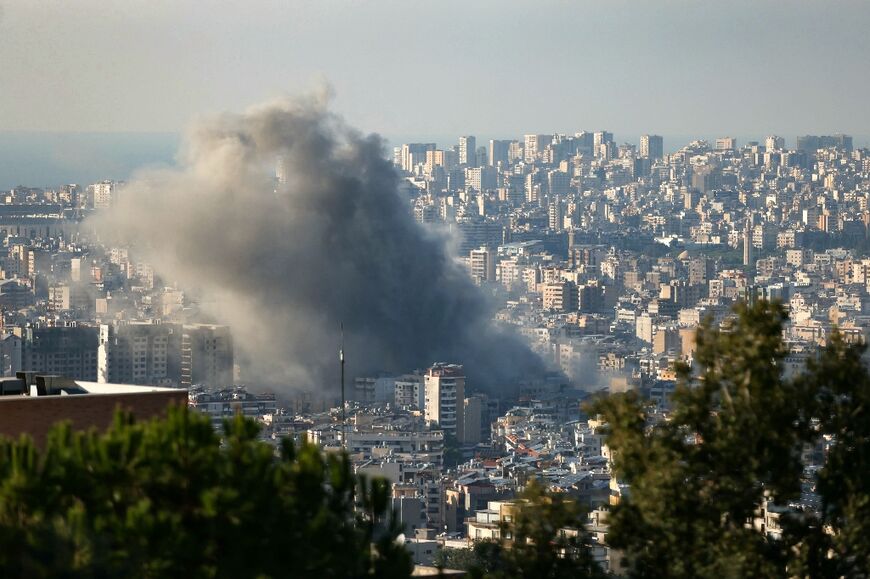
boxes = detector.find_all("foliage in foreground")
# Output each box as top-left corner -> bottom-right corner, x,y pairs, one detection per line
592,300 -> 870,578
4,300 -> 870,578
435,479 -> 606,579
0,407 -> 412,579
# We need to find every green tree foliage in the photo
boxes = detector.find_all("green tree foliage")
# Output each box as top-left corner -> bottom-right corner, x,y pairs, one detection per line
0,406 -> 412,579
789,331 -> 870,577
440,480 -> 605,579
433,543 -> 490,573
442,432 -> 463,469
591,300 -> 870,577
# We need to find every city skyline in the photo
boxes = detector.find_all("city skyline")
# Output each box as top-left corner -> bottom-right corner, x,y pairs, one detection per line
4,1 -> 870,575
3,129 -> 869,191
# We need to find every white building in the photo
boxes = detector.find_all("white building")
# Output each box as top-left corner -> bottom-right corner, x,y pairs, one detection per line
424,363 -> 465,441
469,247 -> 497,284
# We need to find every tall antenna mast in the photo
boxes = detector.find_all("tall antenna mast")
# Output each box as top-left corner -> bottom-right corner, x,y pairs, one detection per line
340,323 -> 346,448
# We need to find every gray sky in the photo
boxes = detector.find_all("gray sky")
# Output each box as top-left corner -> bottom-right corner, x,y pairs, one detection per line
2,0 -> 869,140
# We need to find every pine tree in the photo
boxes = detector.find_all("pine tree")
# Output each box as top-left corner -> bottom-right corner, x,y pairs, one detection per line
591,300 -> 870,577
0,407 -> 413,578
590,301 -> 813,577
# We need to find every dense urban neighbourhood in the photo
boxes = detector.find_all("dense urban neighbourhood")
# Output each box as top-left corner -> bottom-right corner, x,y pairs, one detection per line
2,132 -> 870,574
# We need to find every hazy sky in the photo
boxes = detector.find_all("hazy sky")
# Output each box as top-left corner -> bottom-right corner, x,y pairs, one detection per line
2,0 -> 869,140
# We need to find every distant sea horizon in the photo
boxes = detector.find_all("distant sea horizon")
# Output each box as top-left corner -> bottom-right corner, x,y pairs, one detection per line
2,131 -> 868,190
0,131 -> 181,190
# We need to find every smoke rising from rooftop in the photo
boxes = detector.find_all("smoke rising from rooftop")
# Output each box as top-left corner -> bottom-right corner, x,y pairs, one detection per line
92,92 -> 543,393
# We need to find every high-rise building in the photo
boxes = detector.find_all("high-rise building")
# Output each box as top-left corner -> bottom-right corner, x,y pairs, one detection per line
181,324 -> 234,389
464,166 -> 497,193
598,142 -> 615,161
743,218 -> 754,272
424,150 -> 450,174
715,137 -> 737,151
639,135 -> 663,160
0,334 -> 22,376
452,219 -> 504,255
542,280 -> 579,312
398,143 -> 437,172
465,166 -> 498,193
691,164 -> 719,194
458,136 -> 476,166
463,396 -> 482,445
547,170 -> 570,197
58,184 -> 80,207
635,312 -> 655,344
19,325 -> 99,381
826,134 -> 852,151
469,246 -> 497,284
424,363 -> 465,441
593,131 -> 614,156
394,373 -> 424,409
91,180 -> 118,209
523,134 -> 552,163
765,135 -> 785,151
508,141 -> 524,164
548,201 -> 564,231
47,284 -> 91,313
796,134 -> 853,152
488,140 -> 511,167
475,146 -> 487,167
98,321 -> 182,386
687,257 -> 714,286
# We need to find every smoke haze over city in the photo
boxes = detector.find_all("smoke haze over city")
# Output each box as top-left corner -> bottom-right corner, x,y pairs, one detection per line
90,92 -> 543,393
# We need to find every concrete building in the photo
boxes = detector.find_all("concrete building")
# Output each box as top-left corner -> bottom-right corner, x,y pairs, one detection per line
488,139 -> 511,167
98,321 -> 182,387
653,326 -> 681,355
548,201 -> 564,231
523,134 -> 552,163
188,386 -> 277,428
424,363 -> 465,441
48,284 -> 90,312
0,279 -> 34,310
639,134 -> 663,160
796,134 -> 852,152
548,171 -> 570,198
542,280 -> 579,312
181,324 -> 233,389
465,166 -> 497,193
394,373 -> 425,409
458,136 -> 476,166
91,180 -> 118,209
715,137 -> 736,151
743,219 -> 754,270
344,430 -> 444,465
19,325 -> 99,381
353,375 -> 396,403
593,131 -> 614,156
765,135 -> 785,151
463,396 -> 483,445
398,143 -> 437,172
469,246 -> 497,284
636,312 -> 655,344
691,164 -> 718,194
0,333 -> 22,376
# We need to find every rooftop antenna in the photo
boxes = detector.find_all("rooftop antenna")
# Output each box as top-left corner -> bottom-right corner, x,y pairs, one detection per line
340,323 -> 346,449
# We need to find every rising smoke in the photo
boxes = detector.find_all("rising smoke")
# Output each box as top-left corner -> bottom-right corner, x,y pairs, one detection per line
92,92 -> 544,394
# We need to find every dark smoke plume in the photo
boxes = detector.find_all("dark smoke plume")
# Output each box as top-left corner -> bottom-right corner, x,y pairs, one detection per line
92,92 -> 543,393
